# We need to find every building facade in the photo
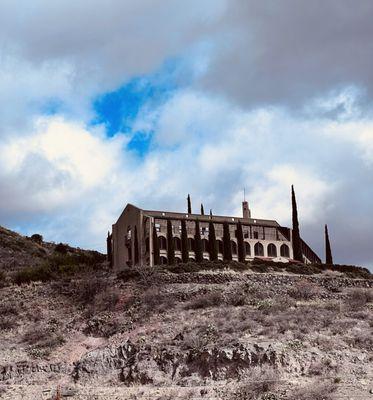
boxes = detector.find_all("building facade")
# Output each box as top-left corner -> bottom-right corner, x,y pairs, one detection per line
108,201 -> 321,269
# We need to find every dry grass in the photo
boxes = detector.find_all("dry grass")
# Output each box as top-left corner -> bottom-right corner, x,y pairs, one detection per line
287,381 -> 337,400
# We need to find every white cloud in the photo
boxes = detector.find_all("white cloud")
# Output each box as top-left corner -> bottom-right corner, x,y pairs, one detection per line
237,165 -> 335,225
324,120 -> 373,166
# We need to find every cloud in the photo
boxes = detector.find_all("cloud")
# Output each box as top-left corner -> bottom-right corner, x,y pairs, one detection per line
199,1 -> 373,107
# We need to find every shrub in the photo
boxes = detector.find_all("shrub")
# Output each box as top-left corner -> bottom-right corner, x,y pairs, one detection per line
0,270 -> 5,286
13,264 -> 52,284
347,288 -> 373,310
186,291 -> 224,309
55,243 -> 68,254
23,324 -> 65,357
287,382 -> 336,400
94,288 -> 120,311
30,234 -> 43,244
0,316 -> 17,331
231,367 -> 279,400
288,280 -> 320,300
77,277 -> 107,304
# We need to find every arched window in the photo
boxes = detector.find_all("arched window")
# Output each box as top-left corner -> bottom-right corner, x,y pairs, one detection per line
231,241 -> 237,255
245,242 -> 251,256
188,238 -> 195,251
160,256 -> 167,265
158,236 -> 167,250
254,242 -> 264,256
217,240 -> 223,254
267,243 -> 277,257
175,257 -> 182,264
280,244 -> 290,258
202,239 -> 209,252
174,237 -> 181,251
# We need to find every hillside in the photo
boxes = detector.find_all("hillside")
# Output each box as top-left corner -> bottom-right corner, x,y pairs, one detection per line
0,227 -> 372,399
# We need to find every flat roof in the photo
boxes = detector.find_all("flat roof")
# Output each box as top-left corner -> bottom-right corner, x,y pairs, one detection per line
143,209 -> 280,227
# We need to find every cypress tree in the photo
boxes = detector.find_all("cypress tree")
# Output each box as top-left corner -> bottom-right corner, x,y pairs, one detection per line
236,221 -> 245,263
291,185 -> 303,262
209,209 -> 213,217
325,224 -> 333,265
153,225 -> 160,265
106,231 -> 112,267
223,222 -> 232,261
187,194 -> 192,214
201,203 -> 205,215
167,220 -> 175,265
181,219 -> 189,263
194,219 -> 203,262
134,226 -> 139,265
208,220 -> 218,261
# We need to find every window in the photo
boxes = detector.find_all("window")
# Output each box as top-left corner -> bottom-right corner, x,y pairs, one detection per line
202,239 -> 209,252
188,238 -> 195,251
244,232 -> 249,239
253,231 -> 259,239
267,243 -> 277,257
174,237 -> 181,250
231,241 -> 237,255
245,242 -> 251,255
217,240 -> 223,254
280,244 -> 290,258
254,242 -> 264,256
158,236 -> 167,250
160,256 -> 167,265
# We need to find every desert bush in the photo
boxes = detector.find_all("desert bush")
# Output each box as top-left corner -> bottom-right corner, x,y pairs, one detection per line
54,243 -> 68,254
0,316 -> 17,331
182,323 -> 219,350
0,301 -> 19,316
231,367 -> 279,400
30,234 -> 43,244
346,288 -> 373,310
287,382 -> 336,400
77,277 -> 107,304
94,287 -> 120,311
186,291 -> 224,309
288,280 -> 320,300
0,270 -> 6,287
13,264 -> 52,284
23,324 -> 65,357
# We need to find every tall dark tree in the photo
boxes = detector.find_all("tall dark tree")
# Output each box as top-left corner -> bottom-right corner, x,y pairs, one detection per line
167,220 -> 175,265
201,203 -> 205,215
325,224 -> 333,265
187,194 -> 192,214
153,225 -> 160,265
291,185 -> 303,262
209,209 -> 213,217
134,226 -> 139,265
106,231 -> 113,267
208,220 -> 218,261
236,221 -> 245,263
223,222 -> 232,261
194,219 -> 203,262
181,219 -> 189,263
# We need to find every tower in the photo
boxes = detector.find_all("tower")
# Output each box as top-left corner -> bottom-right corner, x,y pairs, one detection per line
242,201 -> 251,219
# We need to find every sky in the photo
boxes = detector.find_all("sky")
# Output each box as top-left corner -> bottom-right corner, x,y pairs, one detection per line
1,1 -> 373,268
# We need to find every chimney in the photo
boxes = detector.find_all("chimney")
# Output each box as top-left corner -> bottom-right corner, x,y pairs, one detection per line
242,201 -> 251,219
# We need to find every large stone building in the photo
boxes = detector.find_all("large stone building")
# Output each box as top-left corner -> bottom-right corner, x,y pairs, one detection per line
108,201 -> 321,269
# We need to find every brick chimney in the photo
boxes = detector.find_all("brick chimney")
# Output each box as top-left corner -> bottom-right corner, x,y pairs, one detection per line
242,201 -> 251,219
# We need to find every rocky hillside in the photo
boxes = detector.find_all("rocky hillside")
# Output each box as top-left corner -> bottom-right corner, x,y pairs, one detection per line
0,265 -> 372,399
0,226 -> 372,399
0,225 -> 105,276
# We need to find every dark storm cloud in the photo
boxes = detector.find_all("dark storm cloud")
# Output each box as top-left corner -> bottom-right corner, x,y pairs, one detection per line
201,0 -> 373,107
